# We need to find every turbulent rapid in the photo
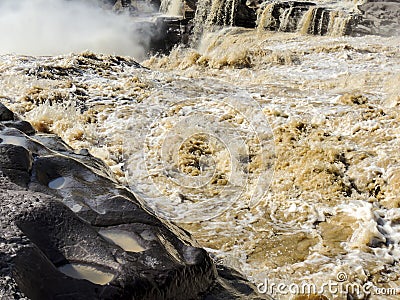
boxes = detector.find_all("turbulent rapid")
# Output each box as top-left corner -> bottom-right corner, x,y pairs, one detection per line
1,0 -> 400,299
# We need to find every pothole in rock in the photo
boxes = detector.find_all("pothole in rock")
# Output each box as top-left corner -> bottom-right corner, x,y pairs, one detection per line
48,176 -> 72,189
58,263 -> 115,285
99,229 -> 147,253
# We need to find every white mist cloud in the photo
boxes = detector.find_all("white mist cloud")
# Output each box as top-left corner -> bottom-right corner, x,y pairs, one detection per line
0,0 -> 153,59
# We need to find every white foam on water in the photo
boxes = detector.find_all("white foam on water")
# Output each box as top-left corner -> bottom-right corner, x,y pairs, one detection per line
0,21 -> 399,299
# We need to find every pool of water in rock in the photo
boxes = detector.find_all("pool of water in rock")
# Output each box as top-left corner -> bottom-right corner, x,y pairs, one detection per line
99,229 -> 146,252
48,177 -> 71,189
58,263 -> 115,285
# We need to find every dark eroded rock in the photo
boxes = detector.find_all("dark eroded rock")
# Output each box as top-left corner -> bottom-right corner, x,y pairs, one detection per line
235,0 -> 258,28
0,144 -> 32,187
0,104 -> 267,299
32,133 -> 74,152
0,102 -> 14,121
0,144 -> 32,172
257,1 -> 316,33
1,121 -> 36,135
249,0 -> 400,36
1,164 -> 216,299
350,1 -> 400,36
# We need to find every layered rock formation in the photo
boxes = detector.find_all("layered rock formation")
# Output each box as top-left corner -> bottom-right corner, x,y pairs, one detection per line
89,0 -> 399,54
180,0 -> 400,37
0,103 -> 267,299
248,0 -> 400,36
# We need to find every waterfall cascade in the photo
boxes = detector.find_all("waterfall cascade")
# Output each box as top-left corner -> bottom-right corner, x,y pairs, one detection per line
160,0 -> 184,16
140,0 -> 399,50
191,0 -> 240,39
190,0 -> 257,43
187,0 -> 357,39
256,1 -> 353,36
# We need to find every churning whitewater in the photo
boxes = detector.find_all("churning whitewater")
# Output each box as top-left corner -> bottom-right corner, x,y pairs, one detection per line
0,0 -> 400,299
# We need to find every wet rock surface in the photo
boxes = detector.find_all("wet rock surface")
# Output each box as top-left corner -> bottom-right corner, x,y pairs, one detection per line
96,0 -> 399,55
0,103 -> 14,121
230,0 -> 258,28
0,104 -> 266,299
351,1 -> 400,36
256,1 -> 317,33
245,0 -> 400,36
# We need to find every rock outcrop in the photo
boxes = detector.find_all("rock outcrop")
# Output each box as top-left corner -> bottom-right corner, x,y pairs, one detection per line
90,0 -> 399,54
247,0 -> 400,36
233,0 -> 259,28
256,1 -> 317,33
0,102 -> 267,299
188,0 -> 258,28
350,1 -> 400,36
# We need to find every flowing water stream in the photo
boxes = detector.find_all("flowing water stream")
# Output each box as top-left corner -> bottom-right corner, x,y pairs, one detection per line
0,0 -> 399,299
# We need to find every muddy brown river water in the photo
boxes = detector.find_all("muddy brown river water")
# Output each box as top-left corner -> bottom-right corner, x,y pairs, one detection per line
1,1 -> 400,298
